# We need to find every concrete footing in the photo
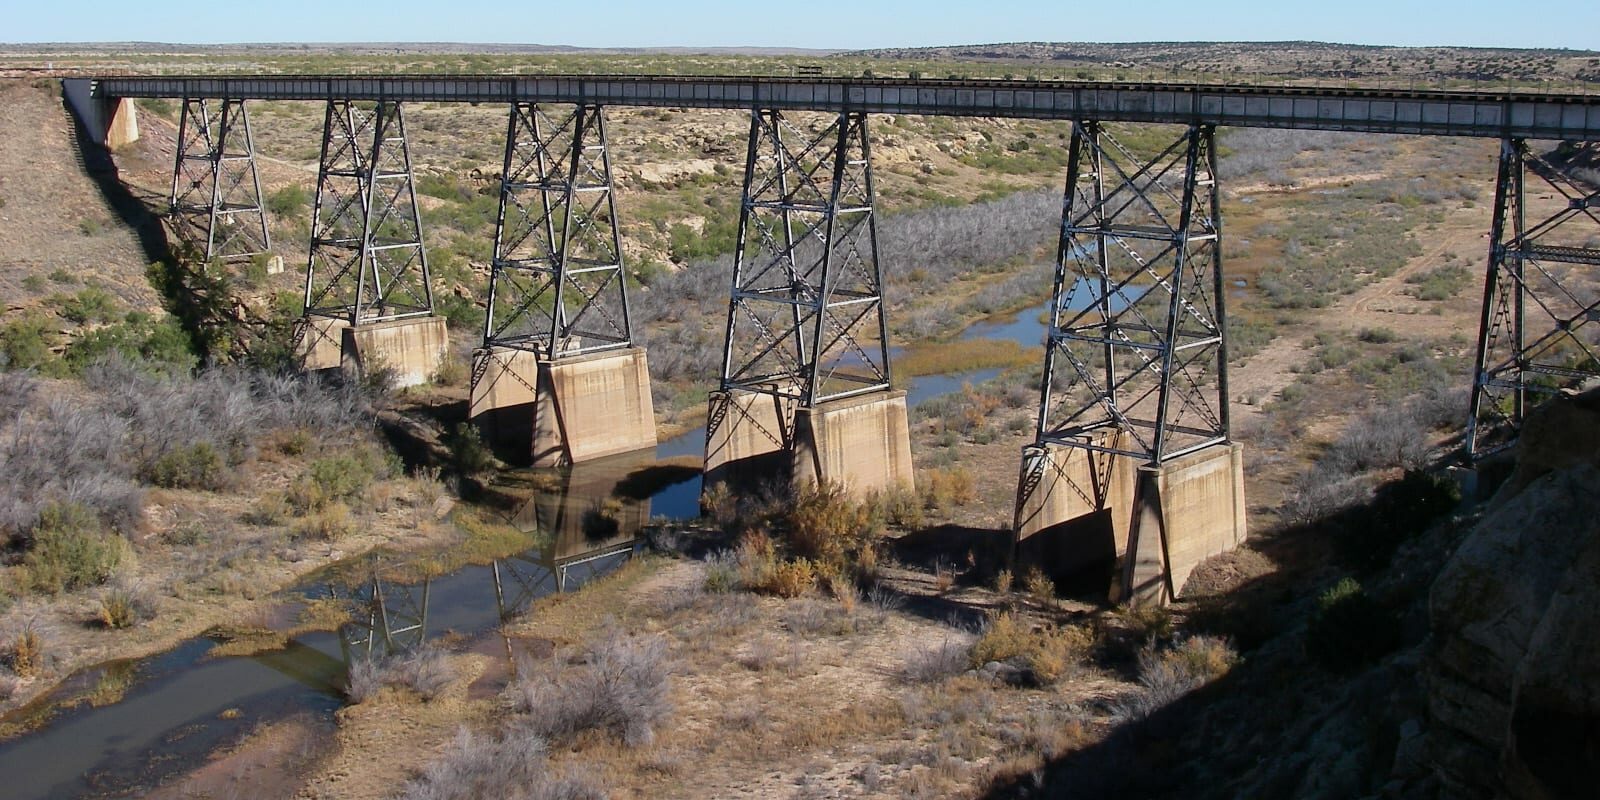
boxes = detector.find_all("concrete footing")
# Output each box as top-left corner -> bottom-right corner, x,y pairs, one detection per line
339,316 -> 449,389
1013,439 -> 1246,606
469,346 -> 657,468
107,98 -> 139,149
704,388 -> 914,498
295,317 -> 350,374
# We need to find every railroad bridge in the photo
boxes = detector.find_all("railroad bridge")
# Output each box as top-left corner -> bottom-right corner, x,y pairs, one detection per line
64,75 -> 1600,604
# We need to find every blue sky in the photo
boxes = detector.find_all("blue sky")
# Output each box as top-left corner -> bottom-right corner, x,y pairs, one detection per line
5,0 -> 1596,50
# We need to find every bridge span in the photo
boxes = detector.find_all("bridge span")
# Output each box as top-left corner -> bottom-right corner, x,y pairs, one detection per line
60,73 -> 1600,606
85,74 -> 1600,139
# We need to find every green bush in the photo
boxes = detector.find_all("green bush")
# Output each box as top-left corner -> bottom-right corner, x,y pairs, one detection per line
266,184 -> 310,217
1306,578 -> 1400,671
51,287 -> 119,325
143,442 -> 226,490
446,422 -> 496,475
61,313 -> 196,376
22,503 -> 132,594
0,313 -> 60,371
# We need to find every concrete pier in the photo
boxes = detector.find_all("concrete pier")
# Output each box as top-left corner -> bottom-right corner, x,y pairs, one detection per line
1013,440 -> 1246,605
470,346 -> 657,467
106,98 -> 139,149
704,388 -> 915,498
295,317 -> 350,373
339,316 -> 449,389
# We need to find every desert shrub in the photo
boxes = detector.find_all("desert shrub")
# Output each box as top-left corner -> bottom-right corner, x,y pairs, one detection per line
759,558 -> 818,598
876,483 -> 925,528
266,184 -> 309,217
397,725 -> 603,800
902,637 -> 973,683
22,503 -> 132,594
513,630 -> 673,747
296,502 -> 354,540
701,550 -> 740,593
1022,566 -> 1057,606
50,287 -> 119,325
446,422 -> 496,475
61,313 -> 196,376
920,467 -> 977,510
784,481 -> 877,568
1118,635 -> 1240,719
1357,326 -> 1399,344
1307,578 -> 1401,671
244,492 -> 291,526
347,644 -> 455,703
96,587 -> 148,629
0,313 -> 60,371
1335,469 -> 1460,571
3,624 -> 46,677
970,612 -> 1092,684
1405,264 -> 1471,300
142,441 -> 226,490
1119,604 -> 1175,642
732,529 -> 778,589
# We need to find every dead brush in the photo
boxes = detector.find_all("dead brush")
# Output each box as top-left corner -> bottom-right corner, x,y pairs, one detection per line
784,480 -> 879,568
513,629 -> 673,748
969,611 -> 1093,685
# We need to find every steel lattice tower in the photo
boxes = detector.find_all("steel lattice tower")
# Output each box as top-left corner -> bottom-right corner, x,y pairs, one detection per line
1031,121 -> 1229,467
168,97 -> 270,263
719,109 -> 891,408
483,103 -> 632,359
302,100 -> 433,326
1467,138 -> 1600,459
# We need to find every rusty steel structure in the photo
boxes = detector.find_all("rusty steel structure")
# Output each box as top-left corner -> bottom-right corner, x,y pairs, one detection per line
719,109 -> 890,406
1467,139 -> 1600,458
168,97 -> 271,263
484,103 -> 632,359
1032,122 -> 1227,466
303,100 -> 433,326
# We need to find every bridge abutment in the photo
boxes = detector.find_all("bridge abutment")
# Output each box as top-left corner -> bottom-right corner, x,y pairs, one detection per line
340,316 -> 449,389
471,346 -> 656,468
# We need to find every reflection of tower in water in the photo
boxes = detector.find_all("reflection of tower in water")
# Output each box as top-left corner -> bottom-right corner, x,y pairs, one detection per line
330,571 -> 433,663
491,449 -> 655,621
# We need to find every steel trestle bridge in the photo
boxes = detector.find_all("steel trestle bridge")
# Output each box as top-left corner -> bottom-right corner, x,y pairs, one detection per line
66,74 -> 1600,469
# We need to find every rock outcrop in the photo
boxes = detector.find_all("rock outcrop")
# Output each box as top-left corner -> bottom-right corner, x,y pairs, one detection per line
1423,387 -> 1600,799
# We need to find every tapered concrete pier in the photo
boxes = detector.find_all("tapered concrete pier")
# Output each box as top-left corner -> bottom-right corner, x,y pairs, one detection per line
1014,440 -> 1246,605
470,346 -> 657,468
704,388 -> 914,498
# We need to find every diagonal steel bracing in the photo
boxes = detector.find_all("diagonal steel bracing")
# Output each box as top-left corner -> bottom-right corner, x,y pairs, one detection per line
483,103 -> 633,359
1466,138 -> 1600,459
719,109 -> 891,410
168,97 -> 271,263
302,100 -> 433,325
336,574 -> 431,660
1032,121 -> 1229,466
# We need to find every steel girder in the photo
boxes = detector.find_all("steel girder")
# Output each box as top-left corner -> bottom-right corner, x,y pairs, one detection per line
168,97 -> 271,263
302,100 -> 434,325
1033,121 -> 1229,466
719,109 -> 891,407
1466,139 -> 1600,459
484,103 -> 633,359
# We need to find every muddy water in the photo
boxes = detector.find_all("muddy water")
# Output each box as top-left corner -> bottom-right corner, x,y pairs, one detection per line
0,280 -> 1140,799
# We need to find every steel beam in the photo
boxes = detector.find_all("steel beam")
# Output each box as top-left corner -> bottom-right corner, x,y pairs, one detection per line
168,97 -> 270,263
302,100 -> 433,326
1466,138 -> 1600,459
483,103 -> 632,359
1032,122 -> 1228,466
86,75 -> 1600,140
719,109 -> 891,407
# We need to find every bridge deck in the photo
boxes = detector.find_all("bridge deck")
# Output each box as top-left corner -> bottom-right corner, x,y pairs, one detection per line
84,74 -> 1600,139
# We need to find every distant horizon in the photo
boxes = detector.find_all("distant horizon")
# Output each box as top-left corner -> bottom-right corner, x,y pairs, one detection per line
5,1 -> 1596,52
3,38 -> 1597,55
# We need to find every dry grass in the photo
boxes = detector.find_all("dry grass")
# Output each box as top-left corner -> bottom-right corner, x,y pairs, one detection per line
346,644 -> 457,704
969,611 -> 1094,685
513,629 -> 674,748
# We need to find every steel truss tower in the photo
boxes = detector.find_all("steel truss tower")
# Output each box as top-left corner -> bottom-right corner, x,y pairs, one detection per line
168,98 -> 271,263
302,100 -> 433,325
483,103 -> 633,359
719,109 -> 891,409
1467,138 -> 1600,459
1031,121 -> 1228,467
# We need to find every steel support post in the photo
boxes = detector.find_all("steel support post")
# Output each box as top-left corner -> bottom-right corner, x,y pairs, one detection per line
718,109 -> 891,409
1466,138 -> 1600,459
302,100 -> 433,325
168,97 -> 270,263
482,103 -> 632,360
1031,122 -> 1228,467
